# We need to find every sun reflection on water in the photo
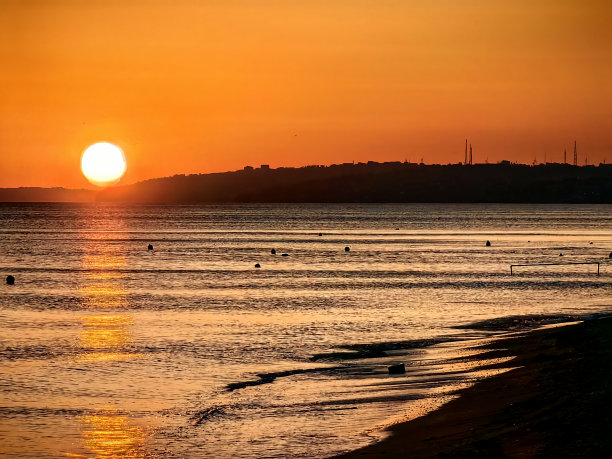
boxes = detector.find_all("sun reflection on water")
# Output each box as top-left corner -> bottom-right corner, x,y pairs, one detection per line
80,284 -> 128,309
81,315 -> 133,348
73,229 -> 147,457
82,252 -> 127,279
79,314 -> 140,362
66,409 -> 148,458
78,243 -> 138,362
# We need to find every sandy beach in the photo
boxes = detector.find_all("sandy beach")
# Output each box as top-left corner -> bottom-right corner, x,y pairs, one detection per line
341,315 -> 612,458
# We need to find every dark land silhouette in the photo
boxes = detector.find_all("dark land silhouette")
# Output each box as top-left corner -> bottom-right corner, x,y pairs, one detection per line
1,162 -> 611,203
0,187 -> 96,202
341,315 -> 612,458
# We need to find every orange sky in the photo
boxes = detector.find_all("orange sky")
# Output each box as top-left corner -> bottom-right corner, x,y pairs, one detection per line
1,0 -> 611,188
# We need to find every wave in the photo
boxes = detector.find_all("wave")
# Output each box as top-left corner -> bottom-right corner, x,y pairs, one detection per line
310,337 -> 462,362
226,367 -> 342,392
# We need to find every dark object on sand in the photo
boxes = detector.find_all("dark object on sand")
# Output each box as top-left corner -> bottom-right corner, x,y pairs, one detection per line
6,275 -> 15,285
388,363 -> 406,374
485,240 -> 491,247
281,253 -> 289,257
254,263 -> 261,268
147,244 -> 153,251
345,246 -> 350,252
270,249 -> 276,255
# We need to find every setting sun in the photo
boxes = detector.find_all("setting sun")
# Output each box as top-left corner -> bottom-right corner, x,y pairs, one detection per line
81,143 -> 127,187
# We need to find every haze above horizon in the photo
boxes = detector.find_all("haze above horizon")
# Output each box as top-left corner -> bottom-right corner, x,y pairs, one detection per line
1,0 -> 610,188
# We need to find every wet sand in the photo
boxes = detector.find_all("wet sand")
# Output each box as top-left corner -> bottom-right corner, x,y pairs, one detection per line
341,315 -> 612,458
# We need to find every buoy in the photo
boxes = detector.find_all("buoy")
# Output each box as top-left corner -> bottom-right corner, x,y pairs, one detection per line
388,363 -> 406,375
6,275 -> 15,285
395,227 -> 400,230
147,244 -> 153,251
281,253 -> 289,257
318,233 -> 323,237
559,253 -> 563,257
271,249 -> 276,255
609,252 -> 612,259
254,263 -> 261,268
344,246 -> 350,252
485,240 -> 491,247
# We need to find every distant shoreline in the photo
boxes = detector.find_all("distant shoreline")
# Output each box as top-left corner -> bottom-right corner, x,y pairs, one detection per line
339,315 -> 612,458
2,162 -> 611,203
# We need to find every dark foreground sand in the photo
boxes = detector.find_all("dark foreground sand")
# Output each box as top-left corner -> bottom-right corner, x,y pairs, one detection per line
341,316 -> 612,458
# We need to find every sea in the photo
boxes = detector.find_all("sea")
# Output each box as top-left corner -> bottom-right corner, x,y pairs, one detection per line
1,203 -> 610,458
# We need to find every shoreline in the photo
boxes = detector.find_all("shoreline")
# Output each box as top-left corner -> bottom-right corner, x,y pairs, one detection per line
339,315 -> 612,458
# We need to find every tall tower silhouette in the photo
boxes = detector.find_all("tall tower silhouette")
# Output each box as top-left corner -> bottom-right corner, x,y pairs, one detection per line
564,149 -> 567,164
573,141 -> 577,166
469,144 -> 473,165
464,139 -> 468,164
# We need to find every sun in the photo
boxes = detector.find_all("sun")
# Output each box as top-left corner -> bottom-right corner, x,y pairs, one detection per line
81,142 -> 127,187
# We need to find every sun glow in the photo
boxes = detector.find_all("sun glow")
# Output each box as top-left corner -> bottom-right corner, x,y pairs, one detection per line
81,142 -> 127,186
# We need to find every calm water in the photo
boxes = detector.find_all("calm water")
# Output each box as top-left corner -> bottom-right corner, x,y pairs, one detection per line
1,203 -> 611,458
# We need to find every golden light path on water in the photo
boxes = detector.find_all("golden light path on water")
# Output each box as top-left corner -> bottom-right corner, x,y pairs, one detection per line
67,228 -> 148,457
78,251 -> 140,363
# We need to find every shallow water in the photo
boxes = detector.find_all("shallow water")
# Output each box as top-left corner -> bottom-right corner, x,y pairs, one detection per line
0,203 -> 610,457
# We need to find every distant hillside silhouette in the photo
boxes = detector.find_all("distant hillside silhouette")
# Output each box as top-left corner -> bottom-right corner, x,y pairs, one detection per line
98,162 -> 612,204
0,187 -> 95,202
2,162 -> 611,203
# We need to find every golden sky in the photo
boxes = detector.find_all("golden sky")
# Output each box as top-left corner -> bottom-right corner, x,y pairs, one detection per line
1,0 -> 610,188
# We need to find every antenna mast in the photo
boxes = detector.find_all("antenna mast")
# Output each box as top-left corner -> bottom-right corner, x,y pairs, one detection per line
573,141 -> 578,166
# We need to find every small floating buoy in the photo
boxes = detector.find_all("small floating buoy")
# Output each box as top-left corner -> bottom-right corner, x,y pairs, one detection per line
559,253 -> 563,257
485,240 -> 491,247
6,275 -> 15,285
270,249 -> 276,255
281,253 -> 289,257
395,227 -> 400,230
589,242 -> 593,245
344,246 -> 350,252
318,233 -> 323,237
147,244 -> 153,251
609,252 -> 612,259
388,363 -> 405,375
254,263 -> 261,268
